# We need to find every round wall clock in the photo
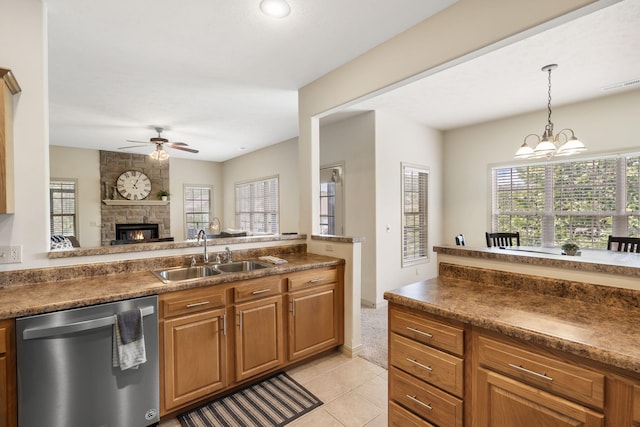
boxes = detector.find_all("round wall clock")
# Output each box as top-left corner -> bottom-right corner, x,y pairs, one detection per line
116,170 -> 151,200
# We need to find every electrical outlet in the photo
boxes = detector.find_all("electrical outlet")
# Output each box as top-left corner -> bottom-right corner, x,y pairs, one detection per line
0,245 -> 22,264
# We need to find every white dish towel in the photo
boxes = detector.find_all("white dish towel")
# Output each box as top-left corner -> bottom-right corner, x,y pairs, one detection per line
112,308 -> 146,370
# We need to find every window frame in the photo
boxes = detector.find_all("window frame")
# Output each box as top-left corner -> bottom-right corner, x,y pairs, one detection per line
49,178 -> 78,238
491,152 -> 640,248
183,184 -> 213,240
234,175 -> 280,234
401,163 -> 429,267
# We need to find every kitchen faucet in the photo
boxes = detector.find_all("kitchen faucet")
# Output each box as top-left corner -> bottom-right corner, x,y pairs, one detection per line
197,229 -> 208,263
225,246 -> 232,263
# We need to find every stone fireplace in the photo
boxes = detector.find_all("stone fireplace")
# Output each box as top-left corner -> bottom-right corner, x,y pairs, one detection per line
100,151 -> 172,245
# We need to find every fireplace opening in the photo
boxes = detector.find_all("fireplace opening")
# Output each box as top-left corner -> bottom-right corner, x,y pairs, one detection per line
112,223 -> 174,245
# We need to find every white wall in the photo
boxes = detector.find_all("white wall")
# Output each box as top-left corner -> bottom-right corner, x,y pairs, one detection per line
170,158 -> 223,240
49,146 -> 101,247
222,138 -> 299,233
442,89 -> 640,247
0,0 -> 49,271
375,111 -> 443,304
320,112 -> 376,304
320,111 -> 443,307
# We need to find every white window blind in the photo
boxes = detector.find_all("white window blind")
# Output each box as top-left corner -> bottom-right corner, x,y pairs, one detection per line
402,164 -> 429,266
493,153 -> 640,248
184,185 -> 212,239
50,180 -> 77,237
235,176 -> 279,234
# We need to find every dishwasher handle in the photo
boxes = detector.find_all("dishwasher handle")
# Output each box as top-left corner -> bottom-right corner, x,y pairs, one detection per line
22,305 -> 155,340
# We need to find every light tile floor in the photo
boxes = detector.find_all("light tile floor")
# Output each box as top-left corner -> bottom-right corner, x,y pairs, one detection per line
159,352 -> 388,427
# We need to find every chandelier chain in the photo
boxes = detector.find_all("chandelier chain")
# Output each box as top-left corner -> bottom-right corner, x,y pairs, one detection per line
546,67 -> 553,132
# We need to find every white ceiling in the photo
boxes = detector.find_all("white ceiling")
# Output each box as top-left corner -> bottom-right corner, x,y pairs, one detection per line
47,0 -> 640,162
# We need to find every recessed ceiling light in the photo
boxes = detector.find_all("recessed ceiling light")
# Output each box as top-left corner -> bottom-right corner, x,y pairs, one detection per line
259,0 -> 291,18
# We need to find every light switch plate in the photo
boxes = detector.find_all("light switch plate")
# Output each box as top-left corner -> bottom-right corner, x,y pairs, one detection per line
0,245 -> 22,263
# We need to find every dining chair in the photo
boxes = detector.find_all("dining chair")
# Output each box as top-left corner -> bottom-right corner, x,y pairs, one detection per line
455,234 -> 465,246
606,236 -> 640,253
485,232 -> 520,248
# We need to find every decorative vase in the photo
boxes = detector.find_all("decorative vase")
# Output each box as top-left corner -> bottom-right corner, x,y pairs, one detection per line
161,196 -> 168,201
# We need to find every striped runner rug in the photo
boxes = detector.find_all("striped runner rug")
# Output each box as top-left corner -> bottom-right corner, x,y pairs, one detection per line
177,372 -> 322,427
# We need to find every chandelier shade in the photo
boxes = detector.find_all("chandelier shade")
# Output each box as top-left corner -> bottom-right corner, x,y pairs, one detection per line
515,64 -> 586,160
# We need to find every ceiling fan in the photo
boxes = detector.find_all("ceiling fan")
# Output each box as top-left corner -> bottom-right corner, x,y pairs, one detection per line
119,127 -> 199,159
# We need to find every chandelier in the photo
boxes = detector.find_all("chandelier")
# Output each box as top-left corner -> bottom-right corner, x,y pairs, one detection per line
514,64 -> 586,159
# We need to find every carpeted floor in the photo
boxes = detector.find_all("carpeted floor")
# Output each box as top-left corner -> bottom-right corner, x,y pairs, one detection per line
359,305 -> 388,369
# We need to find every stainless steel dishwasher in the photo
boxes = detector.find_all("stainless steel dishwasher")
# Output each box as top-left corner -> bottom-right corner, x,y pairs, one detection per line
16,295 -> 159,427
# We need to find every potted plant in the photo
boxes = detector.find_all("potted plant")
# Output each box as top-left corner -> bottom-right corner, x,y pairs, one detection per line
561,242 -> 580,256
157,190 -> 170,201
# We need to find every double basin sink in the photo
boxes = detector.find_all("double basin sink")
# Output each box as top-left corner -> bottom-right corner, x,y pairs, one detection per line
153,260 -> 271,283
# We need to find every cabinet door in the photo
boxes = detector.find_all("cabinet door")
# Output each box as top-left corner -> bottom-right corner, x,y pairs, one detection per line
162,308 -> 227,413
0,319 -> 16,427
235,295 -> 284,381
288,283 -> 340,361
475,368 -> 604,427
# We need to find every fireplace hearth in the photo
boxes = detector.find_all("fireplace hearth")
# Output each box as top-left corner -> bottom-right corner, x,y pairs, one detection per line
111,223 -> 174,245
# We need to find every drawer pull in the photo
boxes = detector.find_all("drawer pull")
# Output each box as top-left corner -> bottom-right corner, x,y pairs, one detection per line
186,301 -> 210,308
406,395 -> 433,411
309,278 -> 323,283
508,363 -> 553,382
251,289 -> 270,295
406,327 -> 433,338
407,358 -> 433,372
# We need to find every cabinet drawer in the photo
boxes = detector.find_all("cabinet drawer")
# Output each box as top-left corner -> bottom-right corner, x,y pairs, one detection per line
287,267 -> 337,291
390,333 -> 463,397
389,401 -> 436,427
390,307 -> 463,356
160,286 -> 226,318
234,276 -> 282,303
390,367 -> 463,427
478,334 -> 604,409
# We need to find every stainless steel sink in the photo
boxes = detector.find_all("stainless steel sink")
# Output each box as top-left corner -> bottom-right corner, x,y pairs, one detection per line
152,265 -> 221,283
213,260 -> 270,273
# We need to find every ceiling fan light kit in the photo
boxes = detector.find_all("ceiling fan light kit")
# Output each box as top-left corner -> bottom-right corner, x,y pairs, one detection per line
514,64 -> 586,160
119,127 -> 199,160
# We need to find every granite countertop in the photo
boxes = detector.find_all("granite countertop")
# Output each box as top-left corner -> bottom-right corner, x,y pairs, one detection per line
434,245 -> 640,278
0,253 -> 343,320
384,276 -> 640,374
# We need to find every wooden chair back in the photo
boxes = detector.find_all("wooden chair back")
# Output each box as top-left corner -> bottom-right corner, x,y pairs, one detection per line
607,236 -> 640,253
486,232 -> 520,248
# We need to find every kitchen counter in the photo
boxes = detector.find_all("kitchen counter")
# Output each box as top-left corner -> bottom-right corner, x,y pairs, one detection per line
0,252 -> 343,320
434,245 -> 640,278
384,263 -> 640,374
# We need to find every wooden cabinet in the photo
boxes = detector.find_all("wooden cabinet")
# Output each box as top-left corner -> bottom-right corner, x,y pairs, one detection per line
474,332 -> 607,427
157,263 -> 344,416
160,286 -> 228,414
234,293 -> 284,381
0,69 -> 20,214
475,368 -> 603,427
286,266 -> 343,361
388,304 -> 465,427
0,319 -> 16,427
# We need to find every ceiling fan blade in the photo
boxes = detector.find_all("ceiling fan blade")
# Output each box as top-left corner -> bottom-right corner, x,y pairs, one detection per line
170,145 -> 199,154
119,144 -> 149,150
168,142 -> 188,146
125,139 -> 153,144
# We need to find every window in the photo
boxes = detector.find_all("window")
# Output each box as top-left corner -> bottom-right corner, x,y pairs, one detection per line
184,185 -> 212,239
50,179 -> 77,237
492,153 -> 640,248
320,166 -> 343,235
235,176 -> 279,234
402,164 -> 429,266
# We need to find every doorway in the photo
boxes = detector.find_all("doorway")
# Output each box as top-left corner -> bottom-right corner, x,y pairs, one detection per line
320,165 -> 344,236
